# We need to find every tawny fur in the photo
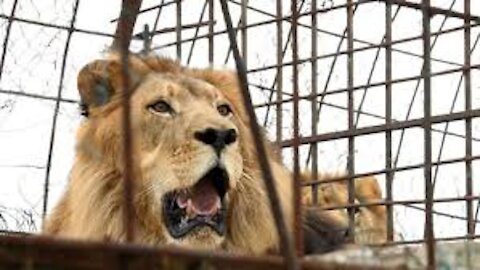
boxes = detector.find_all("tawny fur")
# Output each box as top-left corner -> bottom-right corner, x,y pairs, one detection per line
301,172 -> 387,244
43,53 -> 295,254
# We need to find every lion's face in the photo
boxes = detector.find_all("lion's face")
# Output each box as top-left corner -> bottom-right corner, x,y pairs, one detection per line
77,58 -> 246,248
134,73 -> 243,247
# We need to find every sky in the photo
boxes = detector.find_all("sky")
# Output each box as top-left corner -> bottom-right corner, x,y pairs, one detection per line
0,0 -> 479,242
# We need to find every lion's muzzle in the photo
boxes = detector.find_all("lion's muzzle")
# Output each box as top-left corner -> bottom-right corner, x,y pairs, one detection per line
162,166 -> 229,238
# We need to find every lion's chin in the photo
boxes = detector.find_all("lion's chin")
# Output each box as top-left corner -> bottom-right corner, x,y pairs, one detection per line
162,166 -> 229,240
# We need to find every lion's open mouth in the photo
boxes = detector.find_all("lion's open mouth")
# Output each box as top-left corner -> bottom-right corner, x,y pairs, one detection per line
163,166 -> 229,238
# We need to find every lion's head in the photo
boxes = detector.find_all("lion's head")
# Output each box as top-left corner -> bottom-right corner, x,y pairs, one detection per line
44,53 -> 293,254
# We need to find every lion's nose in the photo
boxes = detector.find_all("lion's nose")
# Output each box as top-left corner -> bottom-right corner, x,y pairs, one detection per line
194,128 -> 237,153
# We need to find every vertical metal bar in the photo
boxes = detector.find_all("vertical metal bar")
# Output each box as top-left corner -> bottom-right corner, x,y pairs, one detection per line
115,0 -> 143,243
464,0 -> 474,238
219,1 -> 298,269
241,0 -> 247,66
291,0 -> 302,257
385,0 -> 394,242
42,0 -> 80,220
310,0 -> 319,204
346,0 -> 356,242
176,0 -> 182,59
208,0 -> 214,63
422,0 -> 436,268
0,0 -> 18,82
275,0 -> 283,144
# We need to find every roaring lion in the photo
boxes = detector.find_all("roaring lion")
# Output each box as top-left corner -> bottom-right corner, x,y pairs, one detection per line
43,53 -> 350,254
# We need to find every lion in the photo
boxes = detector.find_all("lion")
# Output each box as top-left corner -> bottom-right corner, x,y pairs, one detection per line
301,172 -> 387,244
43,52 -> 348,255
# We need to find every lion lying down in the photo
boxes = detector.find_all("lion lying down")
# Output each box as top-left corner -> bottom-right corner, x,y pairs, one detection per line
43,53 -> 386,254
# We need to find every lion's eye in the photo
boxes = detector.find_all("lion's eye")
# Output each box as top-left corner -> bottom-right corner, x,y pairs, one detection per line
217,104 -> 232,116
149,100 -> 173,114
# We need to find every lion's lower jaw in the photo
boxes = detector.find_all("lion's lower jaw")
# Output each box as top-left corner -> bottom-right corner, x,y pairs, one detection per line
166,227 -> 225,250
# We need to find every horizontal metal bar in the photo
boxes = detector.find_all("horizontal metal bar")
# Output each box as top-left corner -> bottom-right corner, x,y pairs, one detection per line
0,88 -> 78,104
310,195 -> 480,211
255,64 -> 480,109
280,109 -> 480,147
0,13 -> 115,38
302,155 -> 480,186
133,20 -> 215,38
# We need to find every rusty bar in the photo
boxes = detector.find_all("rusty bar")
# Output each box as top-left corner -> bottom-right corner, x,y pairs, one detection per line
226,0 -> 466,68
378,0 -> 480,22
114,0 -> 143,243
134,20 -> 214,38
42,0 -> 81,220
422,0 -> 435,268
280,109 -> 480,147
346,0 -> 356,242
110,0 -> 176,23
208,0 -> 214,63
0,13 -> 116,38
291,0 -> 303,257
111,0 -> 142,50
464,0 -> 474,238
0,234 -> 405,270
255,63 -> 480,109
218,1 -> 298,269
302,154 -> 480,187
241,0 -> 247,65
186,2 -> 209,64
275,0 -> 283,144
385,0 -> 394,242
0,0 -> 18,82
378,234 -> 480,247
245,20 -> 480,75
176,0 -> 182,59
312,195 -> 480,212
310,0 -> 319,205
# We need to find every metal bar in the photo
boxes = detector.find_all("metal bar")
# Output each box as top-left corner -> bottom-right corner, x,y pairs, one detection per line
218,1 -> 298,269
379,0 -> 480,22
346,0 -> 356,242
150,0 -> 165,38
114,0 -> 144,243
110,0 -> 176,23
275,0 -> 283,144
245,21 -> 480,75
176,0 -> 181,59
311,195 -> 480,212
464,0 -> 474,238
134,20 -> 213,38
0,0 -> 18,82
302,154 -> 480,187
42,0 -> 80,221
310,0 -> 319,205
226,0 -> 466,68
186,2 -> 209,64
111,1 -> 142,50
422,0 -> 435,268
0,89 -> 78,104
241,0 -> 247,65
0,13 -> 116,39
255,64 -> 480,109
208,0 -> 214,63
280,109 -> 480,147
385,0 -> 394,242
291,0 -> 302,257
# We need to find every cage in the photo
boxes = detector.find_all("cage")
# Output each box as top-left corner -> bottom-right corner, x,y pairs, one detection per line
0,0 -> 479,269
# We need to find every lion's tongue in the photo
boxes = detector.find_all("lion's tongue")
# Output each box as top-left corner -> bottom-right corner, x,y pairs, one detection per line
176,180 -> 221,217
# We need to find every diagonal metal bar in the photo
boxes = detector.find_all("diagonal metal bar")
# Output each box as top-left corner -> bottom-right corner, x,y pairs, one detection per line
0,0 -> 18,82
219,1 -> 298,269
42,0 -> 81,221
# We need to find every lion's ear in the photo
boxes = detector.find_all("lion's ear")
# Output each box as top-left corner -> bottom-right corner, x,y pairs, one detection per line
77,56 -> 150,113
